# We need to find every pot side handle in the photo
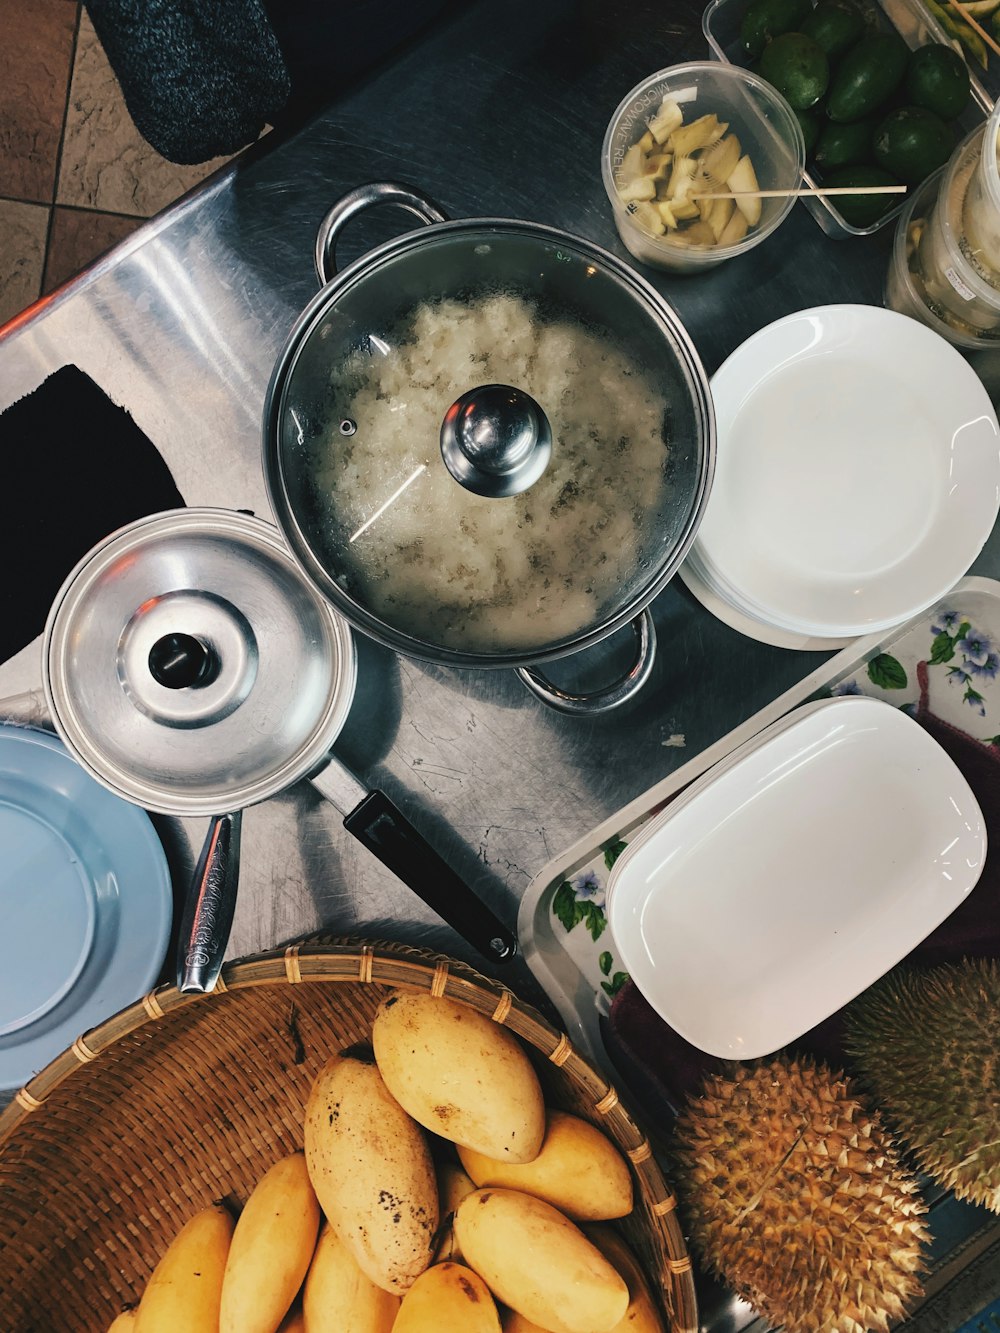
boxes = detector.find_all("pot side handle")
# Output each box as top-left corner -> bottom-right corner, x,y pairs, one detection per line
515,610 -> 657,715
176,809 -> 243,993
314,181 -> 448,285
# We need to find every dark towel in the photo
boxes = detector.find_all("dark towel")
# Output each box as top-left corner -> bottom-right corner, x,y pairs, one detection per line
83,0 -> 290,165
0,367 -> 185,664
604,676 -> 1000,1121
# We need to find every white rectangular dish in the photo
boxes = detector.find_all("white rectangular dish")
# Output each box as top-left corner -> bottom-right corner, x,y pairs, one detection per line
605,696 -> 986,1059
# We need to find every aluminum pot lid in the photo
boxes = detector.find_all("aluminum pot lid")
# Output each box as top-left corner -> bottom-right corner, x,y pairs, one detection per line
266,219 -> 713,665
43,509 -> 356,817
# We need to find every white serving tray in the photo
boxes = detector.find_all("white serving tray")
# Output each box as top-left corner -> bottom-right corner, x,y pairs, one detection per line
519,575 -> 1000,1067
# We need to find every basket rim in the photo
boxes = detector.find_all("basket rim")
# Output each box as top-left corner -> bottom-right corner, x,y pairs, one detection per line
0,938 -> 698,1333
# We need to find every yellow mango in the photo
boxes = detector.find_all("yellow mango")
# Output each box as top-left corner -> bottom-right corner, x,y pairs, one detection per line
106,1313 -> 137,1333
134,1204 -> 234,1333
220,1152 -> 321,1333
392,1262 -> 501,1332
302,1222 -> 399,1332
303,1046 -> 438,1294
584,1227 -> 666,1333
433,1160 -> 477,1263
371,991 -> 544,1164
455,1189 -> 628,1333
458,1110 -> 633,1221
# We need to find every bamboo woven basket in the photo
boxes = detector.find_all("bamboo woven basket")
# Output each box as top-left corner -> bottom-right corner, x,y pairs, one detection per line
0,940 -> 697,1333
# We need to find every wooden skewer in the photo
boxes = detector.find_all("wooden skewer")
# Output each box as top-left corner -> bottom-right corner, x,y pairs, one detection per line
691,185 -> 908,200
947,0 -> 1000,60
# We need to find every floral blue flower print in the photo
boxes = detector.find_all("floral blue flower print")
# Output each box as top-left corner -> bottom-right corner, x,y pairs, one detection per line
970,652 -> 1000,681
832,680 -> 863,696
932,610 -> 961,634
573,869 -> 605,908
928,613 -> 993,717
958,631 -> 993,666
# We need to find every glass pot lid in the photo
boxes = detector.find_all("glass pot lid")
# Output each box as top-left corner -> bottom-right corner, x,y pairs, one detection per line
43,510 -> 356,816
266,219 -> 714,665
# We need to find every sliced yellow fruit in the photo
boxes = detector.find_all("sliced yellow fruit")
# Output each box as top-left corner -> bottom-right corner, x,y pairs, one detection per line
708,195 -> 735,241
619,176 -> 656,204
648,97 -> 683,144
728,155 -> 762,225
669,113 -> 727,158
718,207 -> 750,245
699,133 -> 742,187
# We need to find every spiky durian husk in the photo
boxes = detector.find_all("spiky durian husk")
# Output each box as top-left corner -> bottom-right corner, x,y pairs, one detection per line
845,958 -> 1000,1213
672,1056 -> 928,1333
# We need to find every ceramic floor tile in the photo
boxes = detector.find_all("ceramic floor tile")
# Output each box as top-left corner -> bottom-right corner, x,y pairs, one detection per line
0,0 -> 77,203
0,200 -> 50,326
42,207 -> 144,293
57,10 -> 232,217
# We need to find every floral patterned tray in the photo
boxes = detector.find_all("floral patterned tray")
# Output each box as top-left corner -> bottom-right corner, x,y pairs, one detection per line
518,575 -> 1000,1068
519,575 -> 1000,1329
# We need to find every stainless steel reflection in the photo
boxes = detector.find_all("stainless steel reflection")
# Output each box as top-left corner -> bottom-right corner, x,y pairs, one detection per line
42,510 -> 356,815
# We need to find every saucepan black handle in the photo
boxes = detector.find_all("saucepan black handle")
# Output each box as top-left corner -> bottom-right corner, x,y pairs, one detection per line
342,789 -> 517,965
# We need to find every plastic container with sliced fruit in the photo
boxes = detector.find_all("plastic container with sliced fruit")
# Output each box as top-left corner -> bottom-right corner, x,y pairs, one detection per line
600,61 -> 806,273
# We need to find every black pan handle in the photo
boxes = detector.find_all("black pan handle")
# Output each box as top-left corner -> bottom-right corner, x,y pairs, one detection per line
308,756 -> 517,965
343,790 -> 517,965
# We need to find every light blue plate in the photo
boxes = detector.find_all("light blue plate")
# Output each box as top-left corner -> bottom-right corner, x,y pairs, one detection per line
0,723 -> 172,1090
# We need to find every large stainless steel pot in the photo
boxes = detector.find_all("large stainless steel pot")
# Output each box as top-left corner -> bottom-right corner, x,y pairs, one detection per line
263,182 -> 716,714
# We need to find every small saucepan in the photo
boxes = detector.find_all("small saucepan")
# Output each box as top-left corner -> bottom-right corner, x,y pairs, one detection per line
42,509 -> 516,993
262,181 -> 716,714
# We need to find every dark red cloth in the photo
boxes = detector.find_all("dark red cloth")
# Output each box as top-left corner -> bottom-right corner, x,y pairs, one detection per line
604,672 -> 1000,1119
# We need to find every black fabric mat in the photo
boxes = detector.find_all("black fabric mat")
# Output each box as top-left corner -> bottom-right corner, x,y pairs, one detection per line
0,367 -> 185,663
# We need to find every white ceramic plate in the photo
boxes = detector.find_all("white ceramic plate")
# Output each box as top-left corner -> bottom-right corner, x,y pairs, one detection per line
678,545 -> 854,651
605,696 -> 987,1059
694,305 -> 1000,638
0,723 -> 172,1090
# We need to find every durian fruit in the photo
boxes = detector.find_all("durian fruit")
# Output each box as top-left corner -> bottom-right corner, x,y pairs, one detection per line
845,958 -> 1000,1213
672,1055 -> 928,1333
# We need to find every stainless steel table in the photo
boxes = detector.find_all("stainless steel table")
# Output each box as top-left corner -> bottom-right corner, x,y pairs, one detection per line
3,0 -> 1000,987
5,0 -> 1000,1325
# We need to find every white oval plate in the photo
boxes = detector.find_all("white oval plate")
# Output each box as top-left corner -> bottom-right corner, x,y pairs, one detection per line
606,696 -> 986,1060
695,305 -> 1000,638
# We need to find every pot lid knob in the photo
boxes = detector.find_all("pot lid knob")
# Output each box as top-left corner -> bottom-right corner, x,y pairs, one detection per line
440,383 -> 552,498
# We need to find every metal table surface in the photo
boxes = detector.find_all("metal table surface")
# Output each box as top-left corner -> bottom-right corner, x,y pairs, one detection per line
3,0 -> 1000,1034
6,1 -> 1000,1327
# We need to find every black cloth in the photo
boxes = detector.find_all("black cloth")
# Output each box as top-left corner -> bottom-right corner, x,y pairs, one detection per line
84,0 -> 290,165
83,0 -> 458,165
0,367 -> 185,663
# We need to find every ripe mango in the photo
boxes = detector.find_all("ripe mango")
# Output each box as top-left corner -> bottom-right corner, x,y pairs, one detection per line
220,1152 -> 320,1333
134,1204 -> 234,1333
458,1110 -> 633,1220
455,1189 -> 628,1333
392,1261 -> 501,1332
304,1046 -> 438,1294
372,992 -> 544,1164
302,1222 -> 399,1332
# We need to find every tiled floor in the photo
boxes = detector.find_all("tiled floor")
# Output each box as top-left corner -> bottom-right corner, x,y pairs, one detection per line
0,0 -> 234,326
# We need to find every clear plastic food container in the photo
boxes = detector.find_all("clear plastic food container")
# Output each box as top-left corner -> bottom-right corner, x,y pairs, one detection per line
884,166 -> 994,347
600,61 -> 805,273
962,98 -> 1000,276
702,0 -> 992,238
